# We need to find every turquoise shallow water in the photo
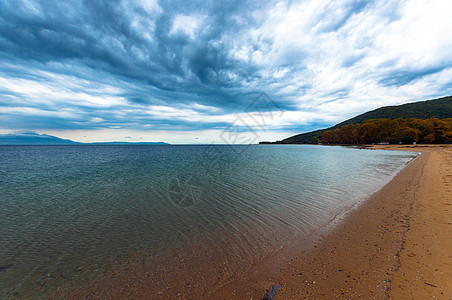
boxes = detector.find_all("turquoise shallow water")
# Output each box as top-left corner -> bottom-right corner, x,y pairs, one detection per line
0,144 -> 417,297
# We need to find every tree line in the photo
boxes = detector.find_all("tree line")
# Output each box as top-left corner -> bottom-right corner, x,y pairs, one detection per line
321,117 -> 452,144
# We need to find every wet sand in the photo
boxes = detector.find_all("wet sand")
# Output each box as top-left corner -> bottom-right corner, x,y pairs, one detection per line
210,145 -> 452,299
59,145 -> 451,299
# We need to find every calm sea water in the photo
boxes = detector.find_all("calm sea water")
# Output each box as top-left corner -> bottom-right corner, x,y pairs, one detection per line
0,145 -> 417,297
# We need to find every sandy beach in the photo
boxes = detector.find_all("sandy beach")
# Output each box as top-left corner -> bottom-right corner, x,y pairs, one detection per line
210,145 -> 452,299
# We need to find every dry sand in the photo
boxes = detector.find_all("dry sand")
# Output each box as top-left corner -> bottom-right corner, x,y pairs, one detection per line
375,145 -> 452,299
211,145 -> 452,299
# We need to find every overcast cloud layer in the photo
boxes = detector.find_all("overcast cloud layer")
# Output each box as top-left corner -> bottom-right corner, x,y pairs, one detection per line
1,0 -> 452,143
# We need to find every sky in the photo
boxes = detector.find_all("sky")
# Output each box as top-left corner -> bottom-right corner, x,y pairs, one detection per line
1,0 -> 452,144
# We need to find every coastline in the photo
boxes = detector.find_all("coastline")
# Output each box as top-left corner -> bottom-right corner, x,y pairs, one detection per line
210,145 -> 451,299
54,145 -> 451,299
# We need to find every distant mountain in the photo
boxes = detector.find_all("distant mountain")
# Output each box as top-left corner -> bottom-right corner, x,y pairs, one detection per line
0,132 -> 169,145
0,132 -> 79,145
272,95 -> 452,144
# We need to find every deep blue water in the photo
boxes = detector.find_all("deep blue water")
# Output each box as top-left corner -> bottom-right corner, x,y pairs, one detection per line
0,144 -> 417,297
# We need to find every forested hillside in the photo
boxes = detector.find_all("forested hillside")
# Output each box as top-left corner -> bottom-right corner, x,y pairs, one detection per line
321,117 -> 452,144
273,95 -> 452,144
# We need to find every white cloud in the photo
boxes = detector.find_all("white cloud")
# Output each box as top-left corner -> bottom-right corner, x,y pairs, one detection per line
0,74 -> 127,108
0,106 -> 79,119
170,14 -> 206,39
243,0 -> 452,114
136,0 -> 161,14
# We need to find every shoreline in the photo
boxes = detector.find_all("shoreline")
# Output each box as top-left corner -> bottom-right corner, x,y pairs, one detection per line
210,145 -> 451,299
55,145 -> 451,299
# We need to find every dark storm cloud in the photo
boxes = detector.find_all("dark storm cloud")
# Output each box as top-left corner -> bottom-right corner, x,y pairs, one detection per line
0,0 -> 266,107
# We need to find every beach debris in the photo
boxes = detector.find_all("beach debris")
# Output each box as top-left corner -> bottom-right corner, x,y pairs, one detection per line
424,282 -> 437,288
263,284 -> 280,300
0,264 -> 13,272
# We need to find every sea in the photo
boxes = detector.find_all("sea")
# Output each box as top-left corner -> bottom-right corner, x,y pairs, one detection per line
0,144 -> 418,298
